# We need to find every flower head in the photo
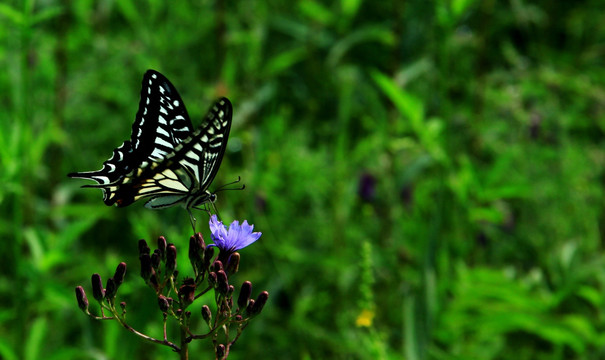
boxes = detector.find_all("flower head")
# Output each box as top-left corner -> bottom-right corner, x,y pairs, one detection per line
208,215 -> 261,254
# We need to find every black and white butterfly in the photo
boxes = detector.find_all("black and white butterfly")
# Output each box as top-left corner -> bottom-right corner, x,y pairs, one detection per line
68,70 -> 233,230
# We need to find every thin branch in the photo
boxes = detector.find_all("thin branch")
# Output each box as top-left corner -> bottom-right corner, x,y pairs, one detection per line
110,307 -> 181,353
194,285 -> 213,300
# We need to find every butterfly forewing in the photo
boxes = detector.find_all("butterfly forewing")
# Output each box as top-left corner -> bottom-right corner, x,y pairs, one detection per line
131,70 -> 193,161
68,70 -> 194,204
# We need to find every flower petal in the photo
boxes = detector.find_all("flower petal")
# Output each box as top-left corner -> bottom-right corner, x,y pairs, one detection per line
208,216 -> 261,252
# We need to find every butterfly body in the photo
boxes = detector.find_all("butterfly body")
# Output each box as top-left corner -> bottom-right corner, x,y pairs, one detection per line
69,70 -> 232,218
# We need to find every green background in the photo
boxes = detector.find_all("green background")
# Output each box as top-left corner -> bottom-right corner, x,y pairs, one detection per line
1,0 -> 605,359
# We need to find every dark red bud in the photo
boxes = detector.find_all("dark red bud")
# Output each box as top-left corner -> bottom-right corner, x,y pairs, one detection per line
226,252 -> 240,274
138,239 -> 150,256
216,344 -> 225,358
158,295 -> 170,312
157,236 -> 167,260
251,291 -> 269,316
140,253 -> 152,282
212,260 -> 223,272
204,246 -> 215,267
104,278 -> 117,301
245,299 -> 255,316
166,244 -> 177,276
179,278 -> 196,307
151,250 -> 161,269
216,270 -> 229,295
208,272 -> 217,287
91,273 -> 104,303
201,304 -> 212,323
237,281 -> 252,310
75,286 -> 89,312
113,262 -> 127,287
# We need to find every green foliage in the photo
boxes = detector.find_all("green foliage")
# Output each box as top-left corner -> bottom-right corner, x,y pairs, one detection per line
1,0 -> 605,359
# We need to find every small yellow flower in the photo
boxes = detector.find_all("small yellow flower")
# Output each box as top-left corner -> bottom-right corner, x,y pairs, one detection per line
355,309 -> 375,327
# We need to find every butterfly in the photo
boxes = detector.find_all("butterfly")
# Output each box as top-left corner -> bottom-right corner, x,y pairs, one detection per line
68,70 -> 233,231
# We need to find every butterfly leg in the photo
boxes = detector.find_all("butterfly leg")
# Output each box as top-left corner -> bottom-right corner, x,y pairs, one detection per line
188,209 -> 197,234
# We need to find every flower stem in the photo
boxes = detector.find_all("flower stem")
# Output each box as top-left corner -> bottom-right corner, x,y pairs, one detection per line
180,325 -> 189,360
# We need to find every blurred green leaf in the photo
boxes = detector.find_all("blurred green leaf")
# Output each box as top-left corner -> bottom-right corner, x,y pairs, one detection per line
0,3 -> 24,25
24,317 -> 47,360
299,1 -> 333,26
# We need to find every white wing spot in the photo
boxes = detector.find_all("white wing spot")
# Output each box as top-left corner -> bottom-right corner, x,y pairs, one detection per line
173,100 -> 179,107
157,126 -> 170,137
155,137 -> 173,148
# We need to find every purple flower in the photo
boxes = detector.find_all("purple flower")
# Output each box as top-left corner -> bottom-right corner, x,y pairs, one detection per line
208,215 -> 261,254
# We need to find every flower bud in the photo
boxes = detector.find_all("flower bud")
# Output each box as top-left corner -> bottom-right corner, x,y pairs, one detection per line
189,234 -> 204,272
245,299 -> 255,316
120,302 -> 127,312
203,246 -> 215,268
139,254 -> 153,282
158,295 -> 170,312
250,291 -> 269,316
235,314 -> 243,322
166,244 -> 177,276
226,253 -> 240,275
212,260 -> 223,272
215,344 -> 225,359
151,250 -> 161,270
216,344 -> 225,359
91,273 -> 105,303
201,304 -> 212,323
75,286 -> 89,312
104,278 -> 117,301
237,281 -> 252,310
216,270 -> 229,295
208,272 -> 217,287
157,236 -> 167,260
179,278 -> 196,307
113,262 -> 127,287
138,239 -> 150,256
195,232 -> 206,248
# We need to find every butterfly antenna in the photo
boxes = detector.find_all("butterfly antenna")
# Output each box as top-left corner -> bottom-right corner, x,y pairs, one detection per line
214,176 -> 245,193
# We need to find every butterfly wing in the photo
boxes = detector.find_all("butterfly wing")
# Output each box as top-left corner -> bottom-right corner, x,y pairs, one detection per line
131,98 -> 233,209
75,97 -> 233,210
132,70 -> 193,161
68,70 -> 194,205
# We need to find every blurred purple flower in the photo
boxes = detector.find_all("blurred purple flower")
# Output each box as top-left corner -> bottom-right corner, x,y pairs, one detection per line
208,215 -> 261,254
358,172 -> 376,202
